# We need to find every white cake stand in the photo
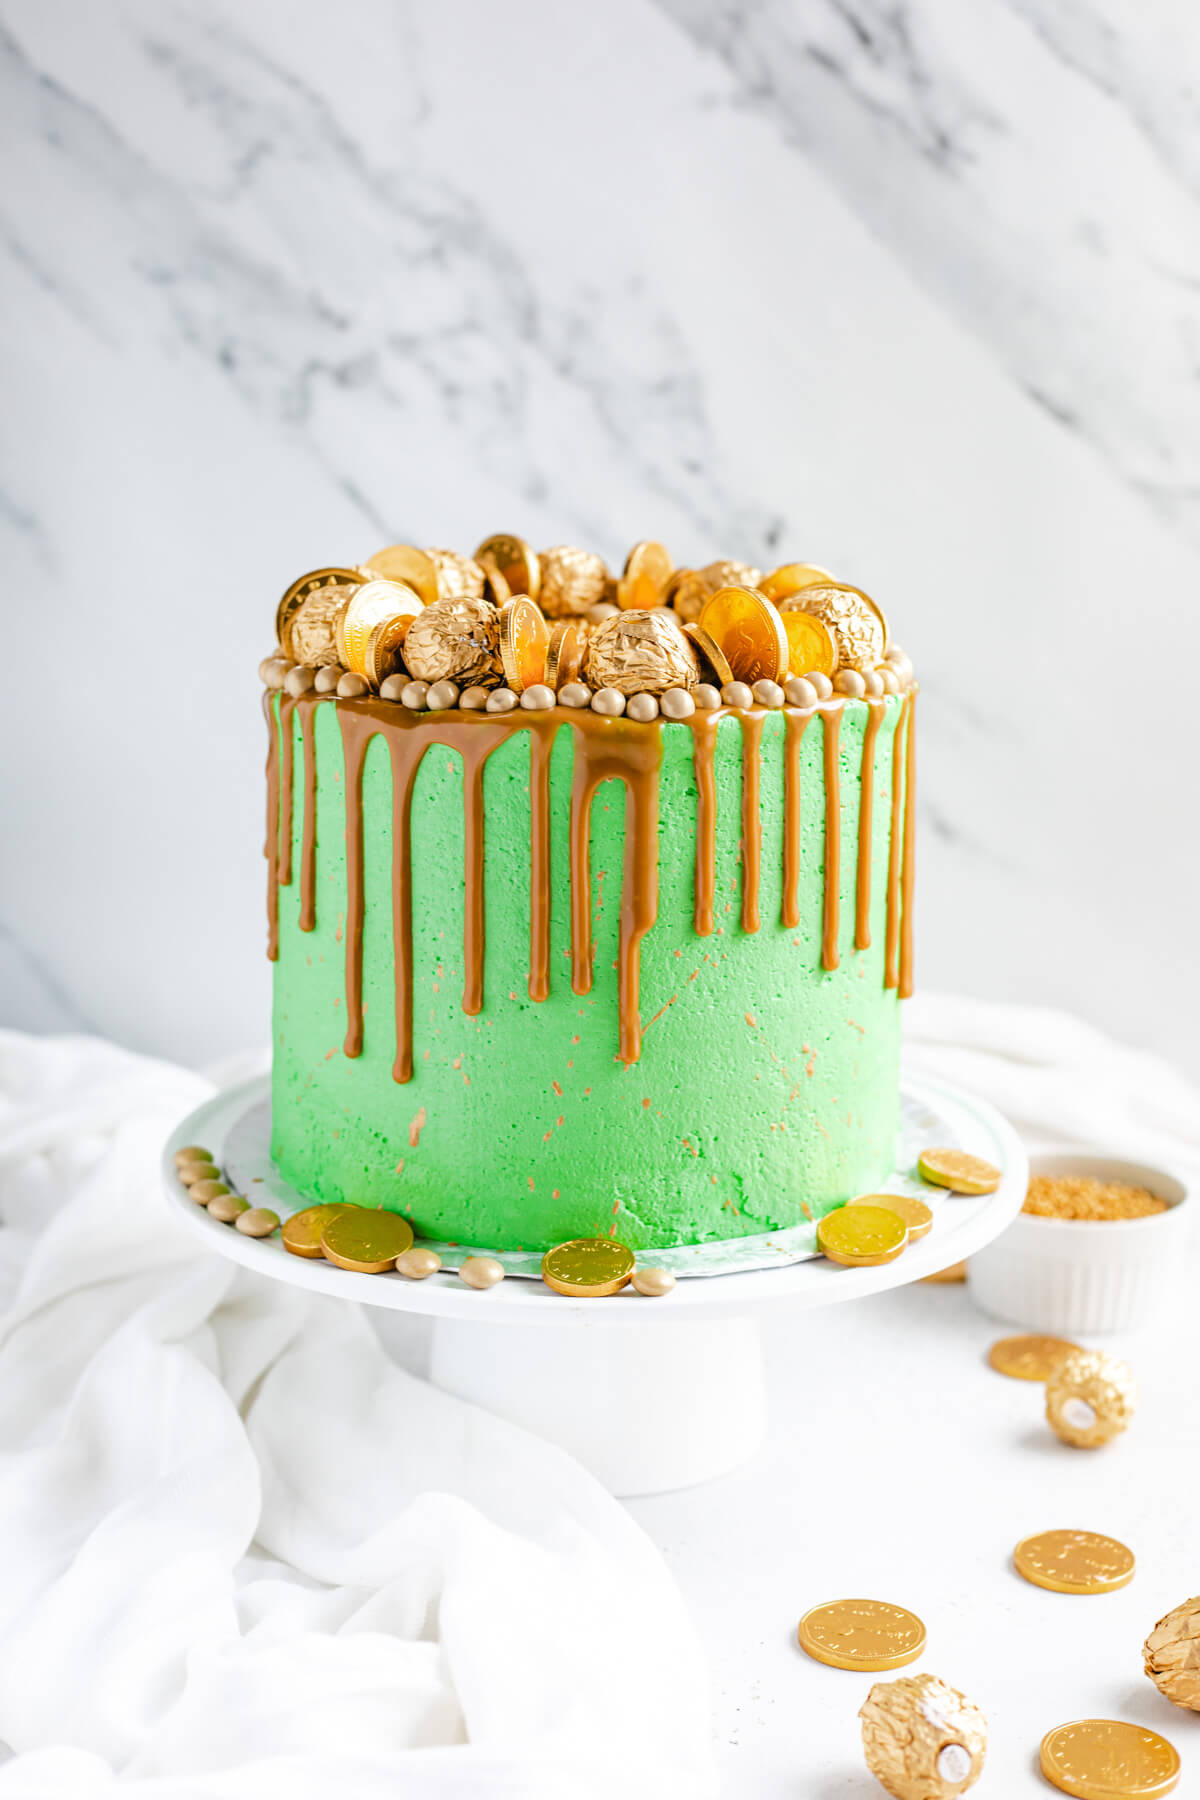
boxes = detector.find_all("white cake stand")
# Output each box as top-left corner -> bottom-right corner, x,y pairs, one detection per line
163,1074 -> 1026,1496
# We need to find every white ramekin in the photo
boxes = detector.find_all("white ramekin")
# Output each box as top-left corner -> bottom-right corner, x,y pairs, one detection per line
967,1149 -> 1191,1335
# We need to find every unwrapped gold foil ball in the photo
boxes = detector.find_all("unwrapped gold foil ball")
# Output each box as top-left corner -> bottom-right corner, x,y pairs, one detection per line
860,1674 -> 987,1800
538,545 -> 609,617
427,547 -> 486,604
585,609 -> 700,697
290,583 -> 356,666
1145,1596 -> 1200,1710
1045,1347 -> 1136,1448
403,595 -> 504,688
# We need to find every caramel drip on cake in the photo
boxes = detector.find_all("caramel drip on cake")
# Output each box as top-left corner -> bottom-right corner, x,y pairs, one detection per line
277,694 -> 297,889
821,707 -> 842,970
884,693 -> 910,990
855,701 -> 885,951
688,714 -> 718,937
739,713 -> 764,934
528,719 -> 561,1001
568,714 -> 662,1064
781,711 -> 812,930
899,691 -> 917,998
298,699 -> 319,932
263,691 -> 283,961
384,731 -> 419,1084
339,709 -> 371,1058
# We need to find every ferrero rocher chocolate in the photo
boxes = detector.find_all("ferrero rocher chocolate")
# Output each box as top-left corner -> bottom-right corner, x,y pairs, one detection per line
276,567 -> 364,659
1045,1348 -> 1136,1448
585,610 -> 700,697
542,1237 -> 635,1297
1039,1719 -> 1180,1799
860,1674 -> 987,1800
427,547 -> 486,604
787,582 -> 888,671
1144,1596 -> 1200,1711
403,594 -> 504,688
798,1600 -> 926,1672
701,558 -> 761,594
289,581 -> 358,666
538,545 -> 609,616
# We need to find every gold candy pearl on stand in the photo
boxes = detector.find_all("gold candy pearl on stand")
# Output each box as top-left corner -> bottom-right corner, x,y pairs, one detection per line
207,1193 -> 250,1225
860,1673 -> 987,1800
177,1160 -> 220,1187
988,1334 -> 1080,1381
236,1207 -> 281,1239
190,1179 -> 231,1206
1039,1719 -> 1180,1800
817,1205 -> 908,1268
459,1256 -> 505,1290
396,1247 -> 442,1281
631,1267 -> 676,1297
1013,1529 -> 1135,1596
1144,1596 -> 1200,1712
917,1148 -> 1002,1195
847,1193 -> 933,1240
1046,1348 -> 1136,1448
173,1145 -> 212,1167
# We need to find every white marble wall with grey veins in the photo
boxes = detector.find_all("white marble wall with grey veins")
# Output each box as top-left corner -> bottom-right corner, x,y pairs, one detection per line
1,0 -> 1198,1074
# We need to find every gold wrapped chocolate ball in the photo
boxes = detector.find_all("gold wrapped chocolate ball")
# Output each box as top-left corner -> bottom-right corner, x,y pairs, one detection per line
701,558 -> 762,594
427,547 -> 486,604
289,582 -> 357,666
538,545 -> 609,617
786,582 -> 887,672
584,610 -> 700,697
860,1674 -> 987,1800
1145,1596 -> 1200,1711
1045,1347 -> 1136,1448
402,594 -> 504,688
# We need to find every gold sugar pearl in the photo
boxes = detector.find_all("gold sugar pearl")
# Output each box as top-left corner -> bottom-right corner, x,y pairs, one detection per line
631,1266 -> 676,1297
627,692 -> 660,722
459,1255 -> 505,1289
486,688 -> 519,713
313,664 -> 344,693
752,679 -> 785,708
591,687 -> 627,717
721,681 -> 754,709
660,687 -> 695,720
558,682 -> 592,710
336,670 -> 369,698
174,1145 -> 212,1167
236,1207 -> 281,1239
834,669 -> 866,698
785,676 -> 819,709
379,673 -> 408,701
396,1247 -> 442,1281
190,1180 -> 231,1206
400,680 -> 429,709
258,656 -> 289,689
693,683 -> 722,711
284,664 -> 317,696
177,1160 -> 220,1186
459,685 -> 491,711
207,1193 -> 250,1225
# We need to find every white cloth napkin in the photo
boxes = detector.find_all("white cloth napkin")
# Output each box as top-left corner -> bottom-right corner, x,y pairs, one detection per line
0,1031 -> 716,1799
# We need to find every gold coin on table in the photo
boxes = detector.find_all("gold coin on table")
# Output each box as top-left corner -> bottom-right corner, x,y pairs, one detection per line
1014,1529 -> 1135,1596
847,1193 -> 933,1240
363,613 -> 415,690
474,533 -> 541,602
698,585 -> 789,685
360,544 -> 439,605
276,567 -> 365,659
544,619 -> 584,692
917,1148 -> 1002,1195
321,1206 -> 414,1273
988,1334 -> 1081,1381
1039,1719 -> 1180,1799
498,596 -> 549,692
542,1237 -> 635,1297
282,1203 -> 352,1260
797,1599 -> 926,1672
337,579 -> 423,675
760,562 -> 835,603
682,621 -> 734,687
618,540 -> 674,611
780,607 -> 839,679
817,1204 -> 908,1268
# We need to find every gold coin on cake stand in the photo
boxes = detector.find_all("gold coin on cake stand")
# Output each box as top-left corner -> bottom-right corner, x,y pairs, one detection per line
360,545 -> 439,605
363,613 -> 416,690
848,1193 -> 933,1240
698,585 -> 789,685
780,608 -> 839,679
618,540 -> 673,610
797,1599 -> 926,1672
474,534 -> 541,602
682,621 -> 734,687
282,1203 -> 352,1260
1040,1719 -> 1180,1799
917,1148 -> 1001,1195
337,579 -> 423,676
542,1237 -> 635,1297
1014,1529 -> 1135,1596
760,562 -> 836,603
988,1334 -> 1081,1381
276,567 -> 365,659
544,619 -> 584,692
818,1204 -> 908,1268
321,1207 -> 414,1273
499,596 -> 550,692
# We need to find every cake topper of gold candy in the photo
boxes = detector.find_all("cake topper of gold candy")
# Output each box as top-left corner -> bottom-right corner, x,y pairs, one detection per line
617,540 -> 673,610
337,579 -> 423,676
585,610 -> 700,697
817,1203 -> 908,1267
289,581 -> 359,667
276,567 -> 365,660
361,544 -> 439,606
786,581 -> 888,672
917,1149 -> 1001,1195
1144,1596 -> 1200,1712
403,594 -> 504,688
538,545 -> 609,617
682,621 -> 734,687
426,547 -> 486,604
1039,1718 -> 1180,1799
701,558 -> 762,595
797,1599 -> 926,1672
498,596 -> 549,693
321,1206 -> 414,1273
474,533 -> 541,603
698,586 -> 789,686
780,607 -> 839,679
760,562 -> 835,603
545,620 -> 585,692
860,1673 -> 987,1800
364,613 -> 417,690
542,1237 -> 635,1297
987,1334 -> 1080,1381
1045,1348 -> 1136,1448
662,568 -> 712,623
1013,1529 -> 1135,1595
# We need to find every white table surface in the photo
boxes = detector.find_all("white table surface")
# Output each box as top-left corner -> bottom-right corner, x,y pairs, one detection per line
614,1257 -> 1200,1795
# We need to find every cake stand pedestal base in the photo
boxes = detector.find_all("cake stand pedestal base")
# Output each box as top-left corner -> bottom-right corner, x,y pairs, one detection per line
428,1313 -> 767,1496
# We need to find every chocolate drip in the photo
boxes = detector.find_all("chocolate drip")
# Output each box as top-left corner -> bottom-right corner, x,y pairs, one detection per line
781,711 -> 812,930
688,714 -> 718,937
884,694 -> 909,990
263,691 -> 281,962
739,712 -> 764,934
298,699 -> 319,932
568,713 -> 662,1064
277,693 -> 297,890
339,710 -> 371,1059
528,719 -> 560,1001
384,732 -> 420,1084
821,707 -> 842,971
899,691 -> 917,998
855,701 -> 885,951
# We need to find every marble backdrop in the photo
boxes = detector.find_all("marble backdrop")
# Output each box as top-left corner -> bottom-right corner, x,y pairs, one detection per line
1,0 -> 1197,1074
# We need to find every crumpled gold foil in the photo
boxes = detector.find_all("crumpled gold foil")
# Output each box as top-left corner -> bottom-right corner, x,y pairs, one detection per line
665,569 -> 713,624
1145,1597 -> 1200,1710
860,1674 -> 987,1800
539,545 -> 609,617
585,609 -> 700,696
290,583 -> 356,666
787,584 -> 885,672
1045,1348 -> 1137,1447
701,558 -> 762,593
402,595 -> 504,687
427,547 -> 486,604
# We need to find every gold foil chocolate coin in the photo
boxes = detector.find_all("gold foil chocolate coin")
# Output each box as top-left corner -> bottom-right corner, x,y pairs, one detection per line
988,1334 -> 1081,1381
818,1204 -> 908,1267
918,1148 -> 1002,1194
1039,1719 -> 1180,1799
698,585 -> 789,685
544,619 -> 584,692
760,561 -> 835,602
682,621 -> 734,687
360,544 -> 439,605
542,1237 -> 635,1297
282,1203 -> 351,1260
780,607 -> 839,679
276,567 -> 364,659
1014,1530 -> 1135,1596
363,614 -> 415,689
797,1599 -> 926,1672
337,579 -> 423,675
618,540 -> 673,610
474,534 -> 541,602
498,596 -> 549,692
321,1207 -> 414,1273
792,581 -> 890,668
848,1193 -> 933,1239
